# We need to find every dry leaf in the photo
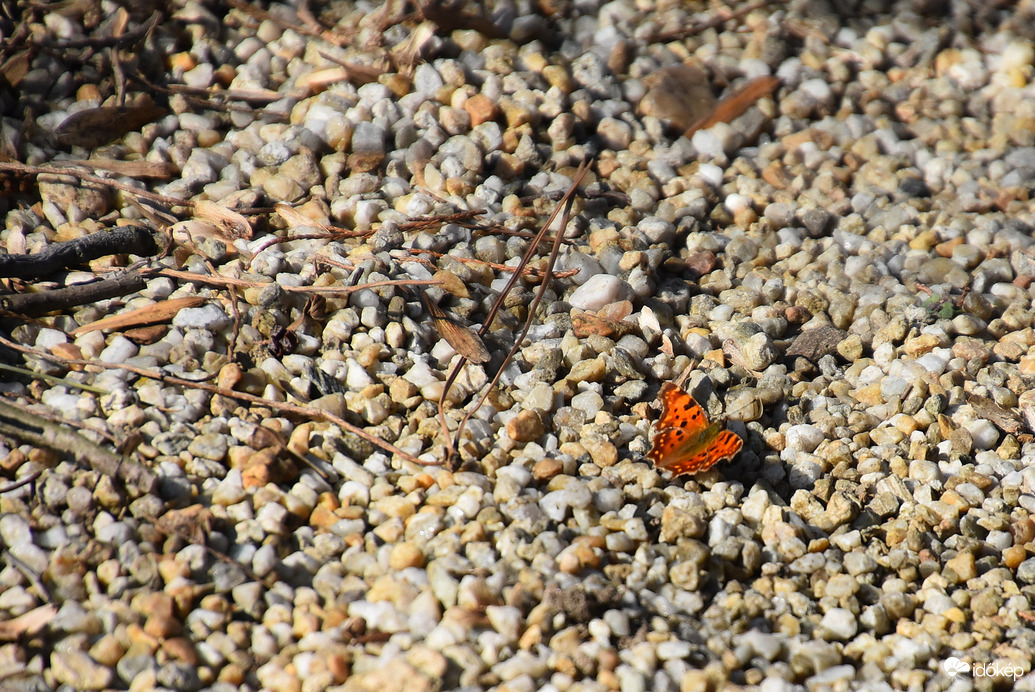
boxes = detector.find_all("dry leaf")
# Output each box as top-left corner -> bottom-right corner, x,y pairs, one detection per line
71,296 -> 205,335
571,311 -> 635,339
421,292 -> 490,363
123,325 -> 169,343
434,270 -> 469,298
170,220 -> 226,249
194,200 -> 253,240
55,103 -> 169,148
157,504 -> 214,545
685,75 -> 780,137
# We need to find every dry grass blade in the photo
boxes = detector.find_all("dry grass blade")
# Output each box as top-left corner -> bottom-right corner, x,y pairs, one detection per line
398,208 -> 487,232
684,76 -> 780,137
0,334 -> 427,466
71,296 -> 206,336
400,248 -> 579,278
438,159 -> 592,465
419,290 -> 490,364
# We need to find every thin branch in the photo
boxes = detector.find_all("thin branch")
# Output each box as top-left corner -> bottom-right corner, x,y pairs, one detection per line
0,271 -> 148,316
150,267 -> 440,296
0,225 -> 158,280
0,162 -> 195,209
0,399 -> 156,495
0,335 -> 427,466
439,159 -> 592,464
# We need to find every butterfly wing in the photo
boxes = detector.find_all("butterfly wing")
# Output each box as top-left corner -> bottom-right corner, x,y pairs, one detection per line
647,383 -> 743,476
654,382 -> 710,434
657,430 -> 743,475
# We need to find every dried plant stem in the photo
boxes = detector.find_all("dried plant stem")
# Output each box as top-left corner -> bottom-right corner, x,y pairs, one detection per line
0,335 -> 427,465
0,398 -> 156,494
151,267 -> 439,295
399,248 -> 580,278
0,162 -> 193,209
438,159 -> 592,464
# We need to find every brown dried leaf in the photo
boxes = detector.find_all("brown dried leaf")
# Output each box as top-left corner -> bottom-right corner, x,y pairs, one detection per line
194,199 -> 253,240
685,75 -> 780,137
434,270 -> 469,298
0,604 -> 57,641
123,324 -> 169,343
71,296 -> 205,335
422,293 -> 490,364
55,103 -> 169,148
786,326 -> 847,361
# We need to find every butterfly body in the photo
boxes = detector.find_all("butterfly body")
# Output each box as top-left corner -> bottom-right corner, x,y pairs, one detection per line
647,382 -> 743,476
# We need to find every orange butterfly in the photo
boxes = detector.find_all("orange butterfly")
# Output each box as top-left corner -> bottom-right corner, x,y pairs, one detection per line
647,382 -> 743,476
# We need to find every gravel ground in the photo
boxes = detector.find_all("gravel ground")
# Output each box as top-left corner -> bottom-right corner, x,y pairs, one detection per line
3,0 -> 1035,690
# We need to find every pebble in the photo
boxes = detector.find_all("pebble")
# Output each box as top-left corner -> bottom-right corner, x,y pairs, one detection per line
5,4 -> 1035,691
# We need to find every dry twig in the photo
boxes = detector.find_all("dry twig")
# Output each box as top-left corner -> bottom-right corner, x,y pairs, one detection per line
439,159 -> 592,464
0,335 -> 427,465
0,399 -> 156,495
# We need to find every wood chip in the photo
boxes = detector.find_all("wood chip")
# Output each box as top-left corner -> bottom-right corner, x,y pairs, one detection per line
0,605 -> 57,641
0,50 -> 30,89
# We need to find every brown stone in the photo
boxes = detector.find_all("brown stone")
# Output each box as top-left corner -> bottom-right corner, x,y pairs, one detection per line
463,93 -> 499,127
507,410 -> 546,442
